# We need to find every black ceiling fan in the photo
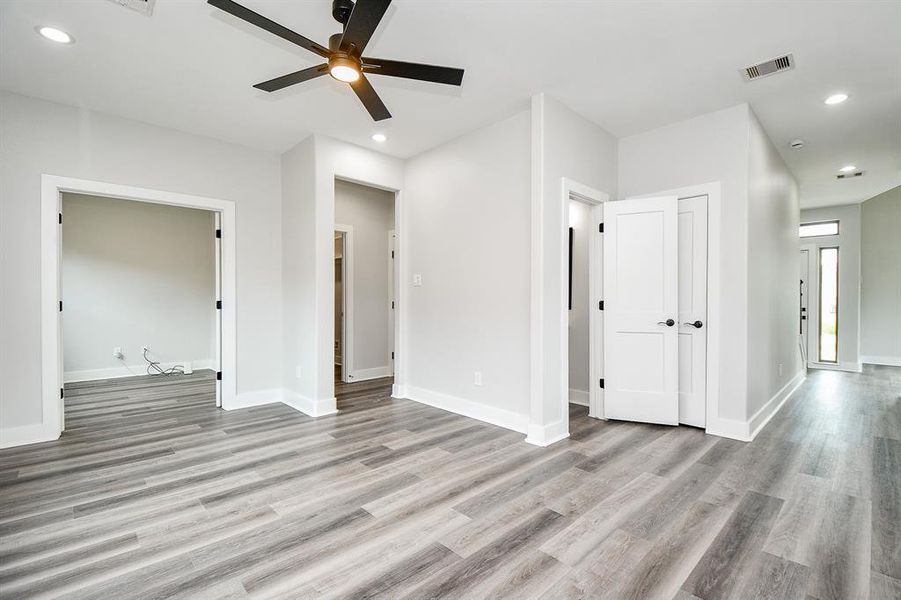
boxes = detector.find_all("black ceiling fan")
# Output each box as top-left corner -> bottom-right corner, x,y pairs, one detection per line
208,0 -> 464,121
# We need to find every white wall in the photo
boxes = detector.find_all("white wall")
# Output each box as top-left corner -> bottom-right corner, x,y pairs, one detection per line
568,199 -> 590,399
334,179 -> 395,375
279,135 -> 404,414
746,111 -> 803,418
800,203 -> 861,371
619,104 -> 751,424
281,137 -> 317,404
403,109 -> 532,428
61,193 -> 215,380
531,94 -> 618,443
0,91 -> 282,435
860,185 -> 901,365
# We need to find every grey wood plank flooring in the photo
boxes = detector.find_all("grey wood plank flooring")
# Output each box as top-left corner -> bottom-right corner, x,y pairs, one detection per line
0,366 -> 898,598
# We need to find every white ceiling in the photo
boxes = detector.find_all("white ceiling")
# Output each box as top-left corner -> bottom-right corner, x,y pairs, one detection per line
2,0 -> 899,208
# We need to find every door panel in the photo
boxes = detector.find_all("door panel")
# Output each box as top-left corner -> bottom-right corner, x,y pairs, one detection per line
604,196 -> 679,425
677,196 -> 707,427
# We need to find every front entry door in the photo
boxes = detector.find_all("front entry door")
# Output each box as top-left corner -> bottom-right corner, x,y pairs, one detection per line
603,197 -> 679,425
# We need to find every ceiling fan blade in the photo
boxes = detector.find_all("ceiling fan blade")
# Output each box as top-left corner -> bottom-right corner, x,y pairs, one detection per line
208,0 -> 331,58
361,58 -> 464,86
254,64 -> 328,92
350,75 -> 391,121
339,0 -> 392,54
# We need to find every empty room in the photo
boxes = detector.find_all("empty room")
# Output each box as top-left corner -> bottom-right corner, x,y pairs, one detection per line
1,0 -> 899,598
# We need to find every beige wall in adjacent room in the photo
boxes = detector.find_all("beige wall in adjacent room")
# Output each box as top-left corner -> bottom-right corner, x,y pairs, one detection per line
61,193 -> 216,379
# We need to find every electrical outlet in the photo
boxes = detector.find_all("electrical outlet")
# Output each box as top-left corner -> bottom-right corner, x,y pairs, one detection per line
778,363 -> 784,377
295,365 -> 302,379
141,345 -> 149,353
412,274 -> 423,287
474,371 -> 483,386
113,347 -> 124,359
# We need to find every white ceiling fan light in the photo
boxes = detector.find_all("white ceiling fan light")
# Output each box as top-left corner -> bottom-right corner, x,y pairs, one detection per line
371,133 -> 387,143
35,26 -> 74,44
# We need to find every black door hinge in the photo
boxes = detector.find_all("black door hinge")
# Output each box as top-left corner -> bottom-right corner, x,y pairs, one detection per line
215,229 -> 221,239
58,213 -> 63,224
598,223 -> 604,233
216,371 -> 222,381
391,351 -> 395,360
59,301 -> 63,312
216,300 -> 222,310
391,250 -> 394,259
60,388 -> 65,399
599,378 -> 604,389
391,301 -> 395,309
598,300 -> 604,310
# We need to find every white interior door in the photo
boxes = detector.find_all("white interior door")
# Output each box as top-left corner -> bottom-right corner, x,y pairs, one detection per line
603,196 -> 679,425
677,196 -> 707,427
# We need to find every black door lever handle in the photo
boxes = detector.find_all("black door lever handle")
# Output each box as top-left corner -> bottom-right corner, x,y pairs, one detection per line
683,320 -> 703,329
657,319 -> 676,327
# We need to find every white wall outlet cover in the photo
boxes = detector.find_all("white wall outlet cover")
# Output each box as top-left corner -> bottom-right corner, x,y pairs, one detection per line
412,274 -> 423,286
113,347 -> 124,359
183,361 -> 193,374
295,365 -> 302,379
474,371 -> 483,386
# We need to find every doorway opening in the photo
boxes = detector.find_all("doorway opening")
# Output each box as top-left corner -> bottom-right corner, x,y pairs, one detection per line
333,179 -> 397,404
60,193 -> 222,423
40,176 -> 237,443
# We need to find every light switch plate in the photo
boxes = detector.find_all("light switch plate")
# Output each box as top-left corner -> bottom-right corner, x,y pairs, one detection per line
412,274 -> 423,287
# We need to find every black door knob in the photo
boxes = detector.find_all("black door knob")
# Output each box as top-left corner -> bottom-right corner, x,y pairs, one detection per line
683,320 -> 703,329
657,319 -> 676,327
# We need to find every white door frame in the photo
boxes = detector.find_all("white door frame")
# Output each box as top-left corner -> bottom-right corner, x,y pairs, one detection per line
800,243 -> 816,367
561,179 -> 607,423
334,224 -> 354,383
388,230 -> 396,376
40,174 -> 237,441
630,182 -> 722,438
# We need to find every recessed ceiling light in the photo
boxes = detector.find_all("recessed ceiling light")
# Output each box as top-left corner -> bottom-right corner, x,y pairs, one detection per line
371,133 -> 387,143
36,26 -> 74,44
839,165 -> 857,172
824,93 -> 848,105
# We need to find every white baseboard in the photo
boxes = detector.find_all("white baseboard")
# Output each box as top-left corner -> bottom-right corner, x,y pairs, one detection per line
808,361 -> 862,373
0,422 -> 60,449
568,389 -> 589,407
706,370 -> 806,442
525,419 -> 570,447
746,370 -> 806,440
349,366 -> 392,382
399,385 -> 528,434
227,388 -> 284,410
64,359 -> 215,383
861,355 -> 901,367
228,388 -> 337,418
283,390 -> 338,417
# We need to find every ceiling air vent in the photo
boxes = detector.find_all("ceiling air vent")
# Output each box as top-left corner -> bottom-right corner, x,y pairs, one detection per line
836,171 -> 864,180
741,54 -> 795,81
107,0 -> 156,16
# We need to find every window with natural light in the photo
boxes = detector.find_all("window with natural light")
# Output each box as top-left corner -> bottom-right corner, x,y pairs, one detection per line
818,247 -> 839,363
800,220 -> 839,238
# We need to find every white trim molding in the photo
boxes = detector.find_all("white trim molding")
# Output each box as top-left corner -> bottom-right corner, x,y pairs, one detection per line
400,386 -> 529,434
706,369 -> 806,442
861,355 -> 901,367
229,388 -> 338,417
351,366 -> 392,381
64,360 -> 215,383
568,389 -> 590,407
25,175 -> 239,449
526,420 -> 569,447
334,224 -> 354,384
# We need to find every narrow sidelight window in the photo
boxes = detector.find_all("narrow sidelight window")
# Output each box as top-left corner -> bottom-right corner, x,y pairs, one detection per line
818,247 -> 839,363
